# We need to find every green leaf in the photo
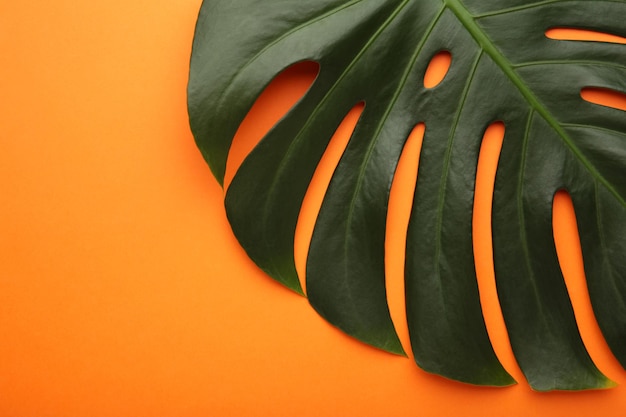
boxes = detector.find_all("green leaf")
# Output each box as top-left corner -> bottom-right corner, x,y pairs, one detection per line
188,0 -> 626,390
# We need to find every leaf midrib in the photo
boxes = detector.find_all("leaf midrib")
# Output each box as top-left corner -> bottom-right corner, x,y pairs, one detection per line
444,0 -> 626,208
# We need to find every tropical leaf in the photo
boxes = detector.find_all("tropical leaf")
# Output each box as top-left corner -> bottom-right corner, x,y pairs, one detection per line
187,0 -> 626,391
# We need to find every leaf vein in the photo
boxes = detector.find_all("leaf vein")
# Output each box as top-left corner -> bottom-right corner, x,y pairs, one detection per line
513,60 -> 626,71
563,123 -> 626,138
516,110 -> 550,325
472,0 -> 572,19
432,50 -> 483,284
593,183 -> 626,314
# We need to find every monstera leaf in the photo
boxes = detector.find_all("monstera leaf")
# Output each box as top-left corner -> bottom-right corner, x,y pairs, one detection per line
188,0 -> 626,391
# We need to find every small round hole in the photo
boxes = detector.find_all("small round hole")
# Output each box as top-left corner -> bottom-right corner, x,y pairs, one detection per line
423,51 -> 452,89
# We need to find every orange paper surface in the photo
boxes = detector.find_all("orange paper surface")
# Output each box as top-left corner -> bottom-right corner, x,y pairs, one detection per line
1,2 -> 626,416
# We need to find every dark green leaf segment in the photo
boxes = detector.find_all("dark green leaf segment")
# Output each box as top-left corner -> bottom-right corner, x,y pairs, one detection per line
188,0 -> 626,390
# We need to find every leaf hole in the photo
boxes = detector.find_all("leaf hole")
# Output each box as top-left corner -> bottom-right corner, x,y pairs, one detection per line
552,190 -> 622,381
385,122 -> 425,357
224,61 -> 320,190
423,51 -> 451,89
581,87 -> 626,112
472,121 -> 522,380
294,102 -> 365,294
546,28 -> 626,44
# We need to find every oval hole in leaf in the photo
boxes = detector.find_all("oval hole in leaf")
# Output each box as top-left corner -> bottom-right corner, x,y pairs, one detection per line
224,61 -> 320,189
385,123 -> 425,356
472,121 -> 522,380
294,102 -> 365,294
545,28 -> 626,44
423,51 -> 452,89
552,190 -> 620,384
581,87 -> 626,112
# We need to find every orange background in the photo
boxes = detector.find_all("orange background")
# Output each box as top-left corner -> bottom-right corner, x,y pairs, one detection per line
2,1 -> 626,416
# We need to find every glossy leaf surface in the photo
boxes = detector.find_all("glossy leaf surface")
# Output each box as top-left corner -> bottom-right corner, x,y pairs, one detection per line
188,0 -> 626,390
